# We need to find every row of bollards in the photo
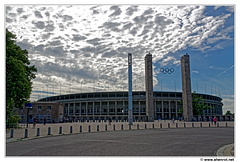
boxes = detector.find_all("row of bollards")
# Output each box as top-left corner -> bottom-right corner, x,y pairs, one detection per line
9,122 -> 229,138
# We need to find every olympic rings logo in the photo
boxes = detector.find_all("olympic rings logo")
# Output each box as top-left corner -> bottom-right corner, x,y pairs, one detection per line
160,68 -> 174,74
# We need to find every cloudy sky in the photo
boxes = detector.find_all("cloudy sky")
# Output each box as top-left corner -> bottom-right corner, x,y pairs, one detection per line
5,4 -> 234,113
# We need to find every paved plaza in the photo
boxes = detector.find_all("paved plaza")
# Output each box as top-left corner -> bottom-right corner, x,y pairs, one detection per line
6,121 -> 234,156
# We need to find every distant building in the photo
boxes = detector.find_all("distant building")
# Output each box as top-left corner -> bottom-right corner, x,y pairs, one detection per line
37,91 -> 225,122
14,102 -> 64,123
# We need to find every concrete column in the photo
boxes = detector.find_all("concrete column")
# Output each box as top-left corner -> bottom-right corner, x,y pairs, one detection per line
86,102 -> 88,116
175,101 -> 178,119
138,101 -> 141,116
79,102 -> 82,116
73,103 -> 76,116
93,102 -> 95,116
161,101 -> 164,119
100,101 -> 102,115
169,101 -> 171,119
107,101 -> 109,116
67,103 -> 70,116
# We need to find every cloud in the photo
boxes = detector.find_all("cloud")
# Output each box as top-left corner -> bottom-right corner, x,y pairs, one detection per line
5,5 -> 234,101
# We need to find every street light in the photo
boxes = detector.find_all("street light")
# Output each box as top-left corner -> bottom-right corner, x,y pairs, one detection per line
25,103 -> 32,128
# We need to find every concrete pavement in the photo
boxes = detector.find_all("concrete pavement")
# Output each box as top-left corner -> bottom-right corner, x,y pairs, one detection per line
6,127 -> 234,156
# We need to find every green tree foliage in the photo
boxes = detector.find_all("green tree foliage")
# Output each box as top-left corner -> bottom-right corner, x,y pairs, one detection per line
178,93 -> 213,116
6,29 -> 37,123
225,110 -> 233,115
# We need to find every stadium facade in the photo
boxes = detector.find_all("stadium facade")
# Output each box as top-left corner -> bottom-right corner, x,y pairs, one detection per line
37,91 -> 223,121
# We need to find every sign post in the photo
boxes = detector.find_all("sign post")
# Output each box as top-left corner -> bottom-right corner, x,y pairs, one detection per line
25,103 -> 32,128
128,53 -> 133,125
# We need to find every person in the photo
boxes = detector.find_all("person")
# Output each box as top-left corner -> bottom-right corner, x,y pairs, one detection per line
33,117 -> 37,129
43,118 -> 46,125
213,117 -> 217,126
172,118 -> 175,123
210,117 -> 214,125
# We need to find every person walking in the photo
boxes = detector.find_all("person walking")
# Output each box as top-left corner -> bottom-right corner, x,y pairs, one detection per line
172,118 -> 175,124
210,117 -> 214,125
33,117 -> 37,129
213,117 -> 217,126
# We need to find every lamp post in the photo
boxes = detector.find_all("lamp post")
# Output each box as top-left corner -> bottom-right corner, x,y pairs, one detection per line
25,103 -> 32,128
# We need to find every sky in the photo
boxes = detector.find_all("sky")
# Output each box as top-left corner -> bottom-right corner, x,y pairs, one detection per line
5,4 -> 234,114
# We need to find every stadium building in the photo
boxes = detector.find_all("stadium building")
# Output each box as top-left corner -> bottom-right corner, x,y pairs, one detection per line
37,91 -> 224,122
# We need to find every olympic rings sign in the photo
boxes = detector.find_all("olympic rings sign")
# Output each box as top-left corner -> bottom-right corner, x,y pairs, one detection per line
160,68 -> 174,74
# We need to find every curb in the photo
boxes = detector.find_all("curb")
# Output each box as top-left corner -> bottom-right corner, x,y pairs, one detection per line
216,143 -> 234,156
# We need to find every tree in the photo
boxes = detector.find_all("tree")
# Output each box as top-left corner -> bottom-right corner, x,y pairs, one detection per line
6,29 -> 37,125
225,110 -> 233,115
178,92 -> 213,116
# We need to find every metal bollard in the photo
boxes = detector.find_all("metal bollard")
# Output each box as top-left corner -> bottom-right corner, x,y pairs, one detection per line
80,126 -> 82,133
192,123 -> 194,127
160,123 -> 162,128
217,122 -> 219,127
24,129 -> 28,138
176,123 -> 178,128
70,126 -> 73,134
152,123 -> 154,129
184,123 -> 186,128
113,124 -> 115,131
226,122 -> 228,127
145,124 -> 147,129
105,125 -> 107,131
88,125 -> 91,132
209,123 -> 211,127
200,123 -> 202,127
10,129 -> 14,138
137,124 -> 139,129
97,125 -> 99,131
129,125 -> 131,130
121,124 -> 123,130
168,123 -> 170,128
48,127 -> 51,135
59,126 -> 62,134
36,128 -> 40,136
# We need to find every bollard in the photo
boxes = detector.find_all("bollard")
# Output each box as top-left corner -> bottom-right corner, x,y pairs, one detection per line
200,123 -> 202,127
145,124 -> 147,129
137,124 -> 139,129
217,122 -> 219,127
24,129 -> 28,138
97,125 -> 99,131
176,123 -> 178,128
226,122 -> 228,127
121,124 -> 123,130
113,124 -> 115,131
192,123 -> 194,128
80,126 -> 82,133
59,126 -> 62,134
10,129 -> 14,138
152,123 -> 154,129
36,128 -> 40,136
160,123 -> 162,128
184,123 -> 186,128
70,126 -> 73,134
88,125 -> 91,132
209,123 -> 211,127
129,125 -> 131,130
105,125 -> 107,131
168,123 -> 170,128
48,127 -> 51,135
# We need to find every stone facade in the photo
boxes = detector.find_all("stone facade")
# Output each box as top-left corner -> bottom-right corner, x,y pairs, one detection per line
181,54 -> 193,121
145,53 -> 154,121
14,102 -> 64,123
